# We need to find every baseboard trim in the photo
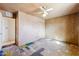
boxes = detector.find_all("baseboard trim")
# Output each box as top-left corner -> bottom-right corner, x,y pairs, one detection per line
2,43 -> 15,48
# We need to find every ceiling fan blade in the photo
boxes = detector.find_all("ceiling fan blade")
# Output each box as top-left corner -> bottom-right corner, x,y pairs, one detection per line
39,6 -> 45,11
46,8 -> 53,12
40,6 -> 48,15
44,11 -> 48,14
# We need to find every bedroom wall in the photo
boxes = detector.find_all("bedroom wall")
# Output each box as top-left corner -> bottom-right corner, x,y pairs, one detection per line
45,13 -> 78,45
16,11 -> 45,46
76,13 -> 79,46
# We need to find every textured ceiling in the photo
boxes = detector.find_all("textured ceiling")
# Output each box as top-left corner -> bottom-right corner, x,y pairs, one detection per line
0,3 -> 79,19
0,3 -> 39,13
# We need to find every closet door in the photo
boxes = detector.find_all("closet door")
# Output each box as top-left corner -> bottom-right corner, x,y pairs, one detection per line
2,17 -> 8,46
8,18 -> 15,45
2,17 -> 15,46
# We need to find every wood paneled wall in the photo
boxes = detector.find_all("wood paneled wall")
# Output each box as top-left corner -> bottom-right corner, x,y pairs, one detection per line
45,13 -> 79,45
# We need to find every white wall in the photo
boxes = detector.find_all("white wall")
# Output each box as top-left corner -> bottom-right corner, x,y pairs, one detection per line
16,11 -> 45,46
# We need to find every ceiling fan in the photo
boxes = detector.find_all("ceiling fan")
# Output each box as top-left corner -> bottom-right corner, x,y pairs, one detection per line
33,6 -> 53,17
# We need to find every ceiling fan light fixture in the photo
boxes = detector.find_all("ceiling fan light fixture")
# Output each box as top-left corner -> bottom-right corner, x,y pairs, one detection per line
42,13 -> 47,17
34,6 -> 53,18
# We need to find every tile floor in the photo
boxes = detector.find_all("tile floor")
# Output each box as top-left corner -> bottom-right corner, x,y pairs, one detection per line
2,39 -> 79,56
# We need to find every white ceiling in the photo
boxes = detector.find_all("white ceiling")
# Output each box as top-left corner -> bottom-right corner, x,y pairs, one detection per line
40,3 -> 79,19
0,3 -> 79,19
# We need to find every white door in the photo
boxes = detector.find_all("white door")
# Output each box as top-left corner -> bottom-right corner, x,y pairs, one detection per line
2,17 -> 15,46
8,18 -> 15,44
2,17 -> 8,46
0,15 -> 15,47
